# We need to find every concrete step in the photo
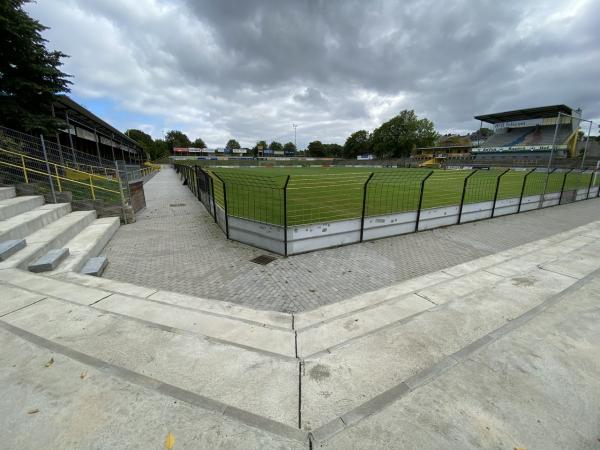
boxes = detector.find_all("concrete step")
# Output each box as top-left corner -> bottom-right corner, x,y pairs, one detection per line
93,294 -> 295,357
54,272 -> 293,330
0,186 -> 16,201
0,203 -> 71,242
0,195 -> 44,220
295,232 -> 595,359
0,290 -> 300,428
0,268 -> 295,356
0,211 -> 97,270
47,217 -> 120,274
300,265 -> 583,431
294,224 -> 595,332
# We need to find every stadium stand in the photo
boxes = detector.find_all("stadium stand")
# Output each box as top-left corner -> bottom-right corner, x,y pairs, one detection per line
473,105 -> 581,160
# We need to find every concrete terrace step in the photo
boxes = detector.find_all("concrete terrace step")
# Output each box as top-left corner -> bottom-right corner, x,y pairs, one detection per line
299,262 -> 592,431
47,217 -> 120,274
0,211 -> 97,270
294,233 -> 594,359
0,292 -> 300,428
0,186 -> 15,201
293,221 -> 597,331
0,196 -> 44,220
55,272 -> 293,330
0,203 -> 71,242
0,269 -> 295,357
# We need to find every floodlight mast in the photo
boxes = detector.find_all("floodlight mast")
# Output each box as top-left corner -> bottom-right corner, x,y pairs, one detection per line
293,124 -> 298,150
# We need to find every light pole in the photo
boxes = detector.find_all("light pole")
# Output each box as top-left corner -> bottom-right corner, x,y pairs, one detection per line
293,124 -> 298,151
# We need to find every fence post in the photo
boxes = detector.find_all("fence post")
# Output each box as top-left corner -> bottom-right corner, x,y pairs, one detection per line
40,135 -> 57,203
457,170 -> 477,224
210,175 -> 217,222
517,168 -> 536,213
558,168 -> 573,205
491,168 -> 510,218
415,170 -> 434,232
21,155 -> 29,183
359,172 -> 375,242
283,175 -> 291,256
213,173 -> 229,239
586,169 -> 594,199
89,175 -> 96,200
54,164 -> 62,192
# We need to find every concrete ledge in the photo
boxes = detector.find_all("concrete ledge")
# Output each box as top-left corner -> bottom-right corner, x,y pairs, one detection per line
28,248 -> 69,272
0,239 -> 26,261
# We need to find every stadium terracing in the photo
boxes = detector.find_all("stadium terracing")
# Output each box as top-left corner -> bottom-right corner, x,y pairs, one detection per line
473,104 -> 581,159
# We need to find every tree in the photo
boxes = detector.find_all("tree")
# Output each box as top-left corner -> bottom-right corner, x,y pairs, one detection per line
164,130 -> 191,149
226,139 -> 241,151
370,110 -> 438,158
125,129 -> 152,148
283,142 -> 296,155
323,143 -> 343,157
343,130 -> 372,159
307,141 -> 326,157
149,139 -> 170,160
269,141 -> 283,153
480,127 -> 493,138
191,137 -> 206,148
0,0 -> 71,133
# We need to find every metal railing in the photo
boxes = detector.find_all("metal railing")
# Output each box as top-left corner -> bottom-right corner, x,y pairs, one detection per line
174,163 -> 600,256
0,146 -> 125,204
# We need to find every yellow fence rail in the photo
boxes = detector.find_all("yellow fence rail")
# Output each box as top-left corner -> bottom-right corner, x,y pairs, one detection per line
0,147 -> 124,203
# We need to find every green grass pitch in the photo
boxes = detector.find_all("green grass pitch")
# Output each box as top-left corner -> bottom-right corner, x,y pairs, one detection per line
182,164 -> 596,226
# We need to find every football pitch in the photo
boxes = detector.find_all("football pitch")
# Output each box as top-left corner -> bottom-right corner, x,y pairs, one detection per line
187,165 -> 596,226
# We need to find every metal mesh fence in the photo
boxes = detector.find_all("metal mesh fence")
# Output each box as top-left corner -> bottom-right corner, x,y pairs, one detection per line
365,169 -> 430,216
173,162 -> 600,250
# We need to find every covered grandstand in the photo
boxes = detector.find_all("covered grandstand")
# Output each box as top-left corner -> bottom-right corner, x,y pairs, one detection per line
52,96 -> 145,165
473,105 -> 581,160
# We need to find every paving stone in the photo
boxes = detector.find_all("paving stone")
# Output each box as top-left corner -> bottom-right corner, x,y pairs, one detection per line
102,167 -> 600,312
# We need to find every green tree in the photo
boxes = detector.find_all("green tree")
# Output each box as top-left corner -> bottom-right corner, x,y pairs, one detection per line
251,140 -> 268,156
225,139 -> 241,151
307,140 -> 325,157
164,130 -> 191,149
283,142 -> 296,154
124,129 -> 154,160
149,139 -> 170,160
0,0 -> 71,133
125,129 -> 152,148
371,110 -> 438,158
480,127 -> 493,138
191,137 -> 206,148
343,130 -> 372,158
323,143 -> 343,157
269,141 -> 283,153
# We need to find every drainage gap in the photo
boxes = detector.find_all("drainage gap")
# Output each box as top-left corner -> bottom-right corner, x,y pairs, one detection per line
298,360 -> 304,430
250,254 -> 278,265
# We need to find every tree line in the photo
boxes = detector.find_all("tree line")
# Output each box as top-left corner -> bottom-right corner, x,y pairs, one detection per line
312,110 -> 439,159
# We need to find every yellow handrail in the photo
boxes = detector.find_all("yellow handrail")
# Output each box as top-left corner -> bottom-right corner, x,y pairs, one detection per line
0,146 -> 116,182
0,159 -> 121,196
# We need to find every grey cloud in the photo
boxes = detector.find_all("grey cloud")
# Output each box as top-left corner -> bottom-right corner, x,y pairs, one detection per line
26,0 -> 600,148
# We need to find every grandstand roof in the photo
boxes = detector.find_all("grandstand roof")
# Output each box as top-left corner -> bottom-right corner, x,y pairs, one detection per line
53,95 -> 143,152
474,105 -> 573,124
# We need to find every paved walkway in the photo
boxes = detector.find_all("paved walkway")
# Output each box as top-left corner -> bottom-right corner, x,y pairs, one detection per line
102,166 -> 600,312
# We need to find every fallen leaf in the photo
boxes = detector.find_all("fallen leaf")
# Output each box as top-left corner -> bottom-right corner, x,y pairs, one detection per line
80,371 -> 87,379
164,432 -> 175,449
28,409 -> 39,414
44,358 -> 54,368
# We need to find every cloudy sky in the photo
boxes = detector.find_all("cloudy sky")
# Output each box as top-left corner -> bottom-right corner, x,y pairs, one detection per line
27,0 -> 600,148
